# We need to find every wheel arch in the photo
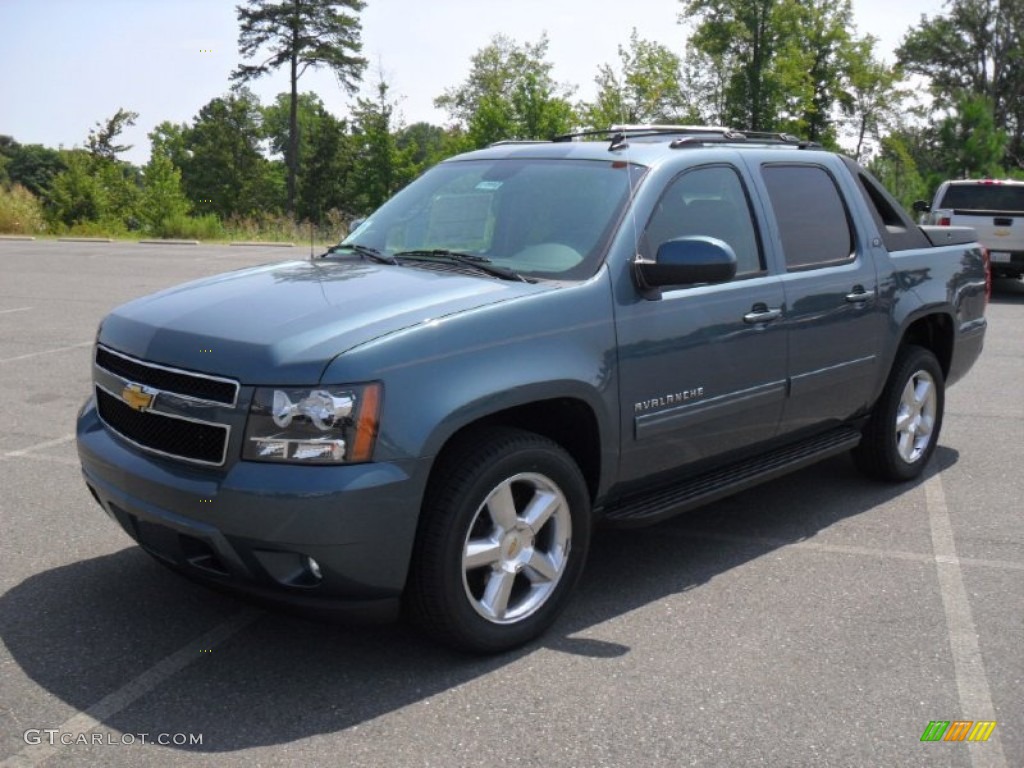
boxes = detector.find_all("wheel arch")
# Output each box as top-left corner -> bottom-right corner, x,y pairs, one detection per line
898,311 -> 954,378
425,395 -> 605,505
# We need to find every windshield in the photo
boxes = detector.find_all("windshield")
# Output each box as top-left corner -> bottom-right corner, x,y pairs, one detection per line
939,183 -> 1024,212
342,158 -> 646,280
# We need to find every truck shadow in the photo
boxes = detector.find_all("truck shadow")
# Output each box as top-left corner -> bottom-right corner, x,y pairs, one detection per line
990,277 -> 1024,303
0,448 -> 958,754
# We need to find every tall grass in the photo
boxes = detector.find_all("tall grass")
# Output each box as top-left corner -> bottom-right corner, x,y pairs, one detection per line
0,183 -> 351,244
153,213 -> 225,240
0,184 -> 47,235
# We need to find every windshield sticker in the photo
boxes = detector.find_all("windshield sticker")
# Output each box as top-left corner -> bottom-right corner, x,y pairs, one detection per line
475,181 -> 503,191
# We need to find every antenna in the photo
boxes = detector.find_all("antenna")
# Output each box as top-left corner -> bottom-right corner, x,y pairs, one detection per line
310,219 -> 314,260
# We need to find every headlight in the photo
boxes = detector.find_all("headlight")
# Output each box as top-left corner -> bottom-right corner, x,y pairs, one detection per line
242,383 -> 381,464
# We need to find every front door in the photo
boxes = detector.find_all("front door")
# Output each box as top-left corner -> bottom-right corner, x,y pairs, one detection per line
615,164 -> 787,484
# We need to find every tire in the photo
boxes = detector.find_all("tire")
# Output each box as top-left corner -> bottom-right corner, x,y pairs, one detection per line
406,427 -> 591,653
853,345 -> 945,481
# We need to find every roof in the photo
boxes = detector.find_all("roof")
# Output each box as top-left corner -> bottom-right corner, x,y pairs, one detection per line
444,126 -> 829,168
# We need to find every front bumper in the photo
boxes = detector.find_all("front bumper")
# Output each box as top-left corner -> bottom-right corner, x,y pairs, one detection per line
76,396 -> 430,619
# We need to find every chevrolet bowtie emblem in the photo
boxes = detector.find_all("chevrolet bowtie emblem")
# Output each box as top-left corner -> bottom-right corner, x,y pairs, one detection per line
121,383 -> 155,412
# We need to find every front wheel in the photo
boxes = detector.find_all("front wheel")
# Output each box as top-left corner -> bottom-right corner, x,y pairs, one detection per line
853,345 -> 945,481
406,428 -> 591,653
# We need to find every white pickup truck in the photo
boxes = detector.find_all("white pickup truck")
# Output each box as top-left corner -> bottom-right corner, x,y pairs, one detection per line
915,179 -> 1024,280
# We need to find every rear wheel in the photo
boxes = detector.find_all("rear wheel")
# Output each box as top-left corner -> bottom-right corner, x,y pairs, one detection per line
853,345 -> 944,481
406,428 -> 591,653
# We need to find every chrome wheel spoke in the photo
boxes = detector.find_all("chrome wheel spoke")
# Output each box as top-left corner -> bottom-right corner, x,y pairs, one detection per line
913,378 -> 932,406
524,550 -> 559,583
522,490 -> 559,533
481,569 -> 516,620
464,538 -> 502,570
897,430 -> 915,461
896,410 -> 914,432
486,481 -> 518,531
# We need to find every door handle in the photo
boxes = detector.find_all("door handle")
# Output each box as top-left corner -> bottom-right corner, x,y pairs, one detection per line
845,286 -> 874,304
743,305 -> 782,324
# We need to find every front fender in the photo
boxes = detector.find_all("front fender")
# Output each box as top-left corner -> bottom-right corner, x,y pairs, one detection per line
321,273 -> 621,492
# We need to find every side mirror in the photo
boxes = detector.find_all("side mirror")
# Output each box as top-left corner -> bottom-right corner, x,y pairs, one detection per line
635,236 -> 737,293
912,200 -> 931,213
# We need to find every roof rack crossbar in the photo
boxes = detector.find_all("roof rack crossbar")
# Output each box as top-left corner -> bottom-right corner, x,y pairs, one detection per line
487,139 -> 552,147
552,125 -> 821,149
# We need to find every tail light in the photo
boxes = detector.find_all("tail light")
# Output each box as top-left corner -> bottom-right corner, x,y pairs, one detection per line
981,247 -> 991,305
939,217 -> 951,226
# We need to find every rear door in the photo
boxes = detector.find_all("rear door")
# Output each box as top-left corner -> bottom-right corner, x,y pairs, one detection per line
755,162 -> 886,432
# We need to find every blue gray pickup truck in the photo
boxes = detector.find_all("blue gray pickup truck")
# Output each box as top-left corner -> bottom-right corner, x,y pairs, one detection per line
76,126 -> 988,652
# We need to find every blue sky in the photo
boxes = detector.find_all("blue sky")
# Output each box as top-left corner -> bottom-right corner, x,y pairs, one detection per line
1,0 -> 943,165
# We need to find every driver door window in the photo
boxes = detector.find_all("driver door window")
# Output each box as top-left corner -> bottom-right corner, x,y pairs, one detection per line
644,165 -> 764,277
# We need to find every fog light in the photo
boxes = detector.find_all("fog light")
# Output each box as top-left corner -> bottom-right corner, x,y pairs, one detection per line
305,555 -> 322,581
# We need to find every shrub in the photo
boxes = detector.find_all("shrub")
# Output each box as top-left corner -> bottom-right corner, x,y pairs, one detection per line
65,217 -> 129,238
0,183 -> 47,234
153,213 -> 225,240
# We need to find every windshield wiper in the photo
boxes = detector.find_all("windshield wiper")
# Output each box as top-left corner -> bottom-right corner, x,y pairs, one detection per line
393,249 -> 530,282
319,243 -> 398,265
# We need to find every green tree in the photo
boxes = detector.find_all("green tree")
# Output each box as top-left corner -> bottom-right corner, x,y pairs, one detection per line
436,34 -> 576,146
86,108 -> 139,160
868,134 -> 930,211
297,103 -> 354,221
581,29 -> 696,128
48,151 -> 107,227
0,136 -> 66,200
232,0 -> 367,214
839,39 -> 910,161
138,153 -> 191,234
148,121 -> 191,170
262,91 -> 324,162
937,92 -> 1009,178
395,122 -> 449,172
897,0 -> 1023,168
95,160 -> 140,227
349,79 -> 416,213
680,0 -> 789,130
182,90 -> 283,218
774,0 -> 855,143
680,0 -> 869,142
681,48 -> 737,126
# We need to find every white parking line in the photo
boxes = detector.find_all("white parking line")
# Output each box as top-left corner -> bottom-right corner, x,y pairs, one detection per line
6,453 -> 80,467
1,434 -> 76,459
672,529 -> 1024,572
1,436 -> 76,466
0,609 -> 262,768
1,435 -> 78,467
925,473 -> 1007,768
0,341 -> 92,364
0,307 -> 32,315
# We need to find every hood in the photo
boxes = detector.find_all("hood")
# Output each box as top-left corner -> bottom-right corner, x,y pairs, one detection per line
98,259 -> 552,384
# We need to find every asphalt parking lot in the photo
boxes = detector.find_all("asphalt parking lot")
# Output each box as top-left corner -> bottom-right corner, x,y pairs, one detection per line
0,239 -> 1021,767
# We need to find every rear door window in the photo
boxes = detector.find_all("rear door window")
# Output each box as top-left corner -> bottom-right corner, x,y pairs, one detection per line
761,165 -> 854,270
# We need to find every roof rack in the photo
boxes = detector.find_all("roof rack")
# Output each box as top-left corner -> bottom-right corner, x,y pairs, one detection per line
487,139 -> 552,147
551,125 -> 822,151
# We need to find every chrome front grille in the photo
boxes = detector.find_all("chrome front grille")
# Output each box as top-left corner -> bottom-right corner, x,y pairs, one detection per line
95,345 -> 238,405
94,345 -> 238,466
